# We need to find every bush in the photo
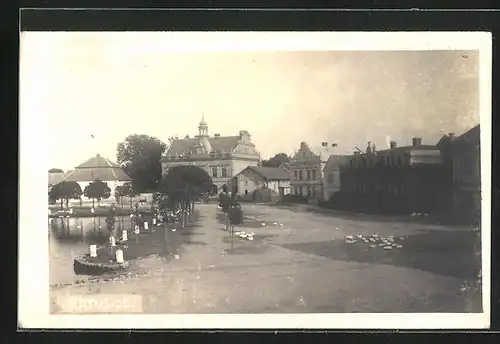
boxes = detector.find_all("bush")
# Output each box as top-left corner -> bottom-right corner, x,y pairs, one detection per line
283,194 -> 309,204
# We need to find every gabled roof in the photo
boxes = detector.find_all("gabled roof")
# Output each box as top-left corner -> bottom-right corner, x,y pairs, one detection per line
165,135 -> 241,156
209,136 -> 241,153
322,155 -> 350,172
63,154 -> 131,182
290,142 -> 320,162
241,166 -> 290,181
166,138 -> 198,156
451,124 -> 480,147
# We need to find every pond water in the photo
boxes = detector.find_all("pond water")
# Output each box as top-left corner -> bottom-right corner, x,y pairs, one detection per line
49,216 -> 139,286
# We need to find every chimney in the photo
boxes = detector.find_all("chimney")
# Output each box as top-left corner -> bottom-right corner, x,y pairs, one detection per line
448,133 -> 455,139
390,141 -> 397,149
214,133 -> 220,137
96,153 -> 100,157
412,137 -> 422,147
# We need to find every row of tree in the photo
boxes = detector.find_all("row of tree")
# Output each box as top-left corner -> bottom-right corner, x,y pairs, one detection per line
49,179 -> 111,209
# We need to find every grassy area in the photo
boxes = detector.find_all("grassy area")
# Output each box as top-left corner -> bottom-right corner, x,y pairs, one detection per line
94,212 -> 201,263
281,229 -> 481,280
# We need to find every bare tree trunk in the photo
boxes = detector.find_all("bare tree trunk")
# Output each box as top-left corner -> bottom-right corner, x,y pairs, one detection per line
180,200 -> 186,228
92,198 -> 95,209
60,199 -> 63,210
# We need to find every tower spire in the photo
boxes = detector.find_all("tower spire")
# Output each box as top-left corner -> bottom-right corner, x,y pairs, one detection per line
198,113 -> 208,137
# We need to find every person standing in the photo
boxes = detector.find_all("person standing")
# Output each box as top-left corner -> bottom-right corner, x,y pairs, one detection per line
366,141 -> 372,154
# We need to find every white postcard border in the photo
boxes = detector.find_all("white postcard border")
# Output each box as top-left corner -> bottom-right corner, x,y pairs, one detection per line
18,31 -> 492,329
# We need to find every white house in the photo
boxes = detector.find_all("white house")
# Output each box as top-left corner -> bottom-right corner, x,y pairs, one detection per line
232,166 -> 291,199
63,154 -> 132,202
322,155 -> 349,201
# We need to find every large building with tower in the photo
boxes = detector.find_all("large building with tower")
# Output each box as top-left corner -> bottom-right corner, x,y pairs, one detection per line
161,117 -> 261,195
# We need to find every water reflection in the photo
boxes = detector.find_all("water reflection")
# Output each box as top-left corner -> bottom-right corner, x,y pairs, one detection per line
49,216 -> 136,286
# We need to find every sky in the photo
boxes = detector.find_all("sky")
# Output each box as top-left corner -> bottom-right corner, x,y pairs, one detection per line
20,32 -> 480,171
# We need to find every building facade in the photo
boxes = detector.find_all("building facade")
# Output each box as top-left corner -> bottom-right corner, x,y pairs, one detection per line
161,118 -> 260,194
445,125 -> 481,223
63,154 -> 132,202
338,137 -> 449,215
288,142 -> 323,200
231,166 -> 291,199
322,155 -> 349,201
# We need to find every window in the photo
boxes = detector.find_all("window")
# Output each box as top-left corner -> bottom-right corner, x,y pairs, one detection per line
212,167 -> 218,178
299,171 -> 303,180
294,171 -> 298,180
327,173 -> 334,184
312,170 -> 316,180
307,187 -> 312,197
307,170 -> 311,180
244,180 -> 248,186
221,167 -> 228,178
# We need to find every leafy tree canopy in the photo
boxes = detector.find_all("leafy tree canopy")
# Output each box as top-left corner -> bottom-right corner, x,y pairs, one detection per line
158,166 -> 212,206
116,134 -> 167,193
261,153 -> 290,168
114,182 -> 135,197
49,181 -> 82,201
84,179 -> 111,201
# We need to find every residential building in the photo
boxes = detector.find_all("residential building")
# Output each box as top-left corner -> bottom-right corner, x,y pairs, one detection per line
339,137 -> 449,215
322,155 -> 349,201
63,154 -> 132,201
440,125 -> 481,223
161,118 -> 260,194
288,141 -> 336,201
231,166 -> 291,200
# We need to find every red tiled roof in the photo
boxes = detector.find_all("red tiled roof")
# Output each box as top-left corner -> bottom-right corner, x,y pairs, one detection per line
243,166 -> 290,181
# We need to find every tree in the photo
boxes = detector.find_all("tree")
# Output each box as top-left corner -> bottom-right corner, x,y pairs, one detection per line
114,182 -> 136,208
157,166 -> 212,227
49,181 -> 83,209
116,134 -> 167,193
261,153 -> 290,168
84,179 -> 111,208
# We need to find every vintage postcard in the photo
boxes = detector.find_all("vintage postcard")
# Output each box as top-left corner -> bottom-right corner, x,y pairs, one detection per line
19,31 -> 491,329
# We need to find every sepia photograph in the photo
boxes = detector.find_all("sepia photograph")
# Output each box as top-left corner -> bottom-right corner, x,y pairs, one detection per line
19,31 -> 491,329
